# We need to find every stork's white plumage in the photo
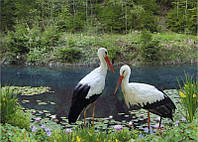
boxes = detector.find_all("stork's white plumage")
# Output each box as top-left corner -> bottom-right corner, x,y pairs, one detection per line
114,65 -> 176,129
68,48 -> 114,125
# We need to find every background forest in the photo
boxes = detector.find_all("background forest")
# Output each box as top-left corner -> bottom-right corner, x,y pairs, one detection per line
0,0 -> 197,65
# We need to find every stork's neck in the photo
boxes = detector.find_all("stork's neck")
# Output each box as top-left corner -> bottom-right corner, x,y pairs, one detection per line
98,55 -> 108,73
121,73 -> 130,90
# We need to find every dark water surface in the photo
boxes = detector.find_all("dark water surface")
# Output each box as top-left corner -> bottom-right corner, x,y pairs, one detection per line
1,64 -> 198,121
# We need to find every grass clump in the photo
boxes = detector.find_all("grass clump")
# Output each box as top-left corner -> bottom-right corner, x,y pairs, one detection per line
178,75 -> 198,122
0,87 -> 31,131
0,87 -> 18,123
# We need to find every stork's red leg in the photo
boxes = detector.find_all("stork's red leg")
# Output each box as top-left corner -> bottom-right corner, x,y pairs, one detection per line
158,117 -> 162,129
83,110 -> 86,126
92,101 -> 96,126
147,111 -> 150,129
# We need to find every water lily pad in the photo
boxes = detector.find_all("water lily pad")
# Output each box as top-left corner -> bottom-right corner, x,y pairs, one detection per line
38,102 -> 48,105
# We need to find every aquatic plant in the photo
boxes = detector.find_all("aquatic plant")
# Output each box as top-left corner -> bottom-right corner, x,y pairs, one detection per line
0,87 -> 18,123
178,74 -> 198,122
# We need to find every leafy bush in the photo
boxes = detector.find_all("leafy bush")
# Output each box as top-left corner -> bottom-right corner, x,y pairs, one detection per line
107,46 -> 120,61
0,87 -> 18,123
7,109 -> 31,131
178,75 -> 198,122
57,47 -> 82,63
139,30 -> 161,62
4,23 -> 61,63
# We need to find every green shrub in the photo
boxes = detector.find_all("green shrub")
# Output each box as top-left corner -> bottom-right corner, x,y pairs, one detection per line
0,87 -> 18,123
107,46 -> 120,61
139,30 -> 161,62
41,26 -> 61,47
7,109 -> 31,131
178,75 -> 198,122
5,24 -> 30,62
57,47 -> 82,63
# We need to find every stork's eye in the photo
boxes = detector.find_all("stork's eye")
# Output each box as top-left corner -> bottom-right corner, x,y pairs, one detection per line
105,51 -> 107,55
122,70 -> 126,76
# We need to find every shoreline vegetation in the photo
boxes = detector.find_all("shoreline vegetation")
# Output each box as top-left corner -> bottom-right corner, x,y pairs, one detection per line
1,32 -> 198,67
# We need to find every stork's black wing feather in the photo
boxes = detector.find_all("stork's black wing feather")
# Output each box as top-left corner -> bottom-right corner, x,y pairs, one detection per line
142,91 -> 176,120
68,83 -> 101,124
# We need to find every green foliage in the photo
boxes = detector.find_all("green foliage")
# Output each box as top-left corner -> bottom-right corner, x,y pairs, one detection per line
167,0 -> 197,35
7,109 -> 31,131
49,127 -> 141,142
4,23 -> 61,63
0,87 -> 31,130
5,24 -> 30,62
178,75 -> 198,122
96,1 -> 125,32
0,87 -> 18,124
1,123 -> 47,142
57,47 -> 82,63
136,0 -> 160,14
139,30 -> 161,62
107,46 -> 120,61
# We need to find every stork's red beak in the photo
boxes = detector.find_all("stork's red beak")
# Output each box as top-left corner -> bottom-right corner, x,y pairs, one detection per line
104,56 -> 114,72
113,75 -> 124,95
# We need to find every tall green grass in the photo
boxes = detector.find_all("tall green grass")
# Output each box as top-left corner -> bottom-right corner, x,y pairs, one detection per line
178,75 -> 198,122
0,86 -> 31,130
0,87 -> 18,123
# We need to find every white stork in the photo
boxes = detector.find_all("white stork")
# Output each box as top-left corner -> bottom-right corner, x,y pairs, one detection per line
68,48 -> 114,125
113,65 -> 176,129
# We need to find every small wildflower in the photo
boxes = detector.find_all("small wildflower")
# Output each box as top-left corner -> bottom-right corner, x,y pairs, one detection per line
181,117 -> 186,121
193,94 -> 196,98
13,129 -> 16,133
139,133 -> 144,138
150,127 -> 153,134
76,136 -> 81,142
40,124 -> 46,129
114,125 -> 123,131
35,117 -> 41,123
179,92 -> 186,98
65,128 -> 72,134
3,98 -> 5,101
31,126 -> 37,132
175,120 -> 179,126
115,139 -> 119,142
189,126 -> 194,129
45,127 -> 51,136
32,110 -> 36,114
143,127 -> 149,133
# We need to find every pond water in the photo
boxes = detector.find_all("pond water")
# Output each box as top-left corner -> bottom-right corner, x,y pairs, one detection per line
1,63 -> 198,123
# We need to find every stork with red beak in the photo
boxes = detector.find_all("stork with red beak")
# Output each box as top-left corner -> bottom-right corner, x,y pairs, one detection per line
68,48 -> 114,125
113,65 -> 176,129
